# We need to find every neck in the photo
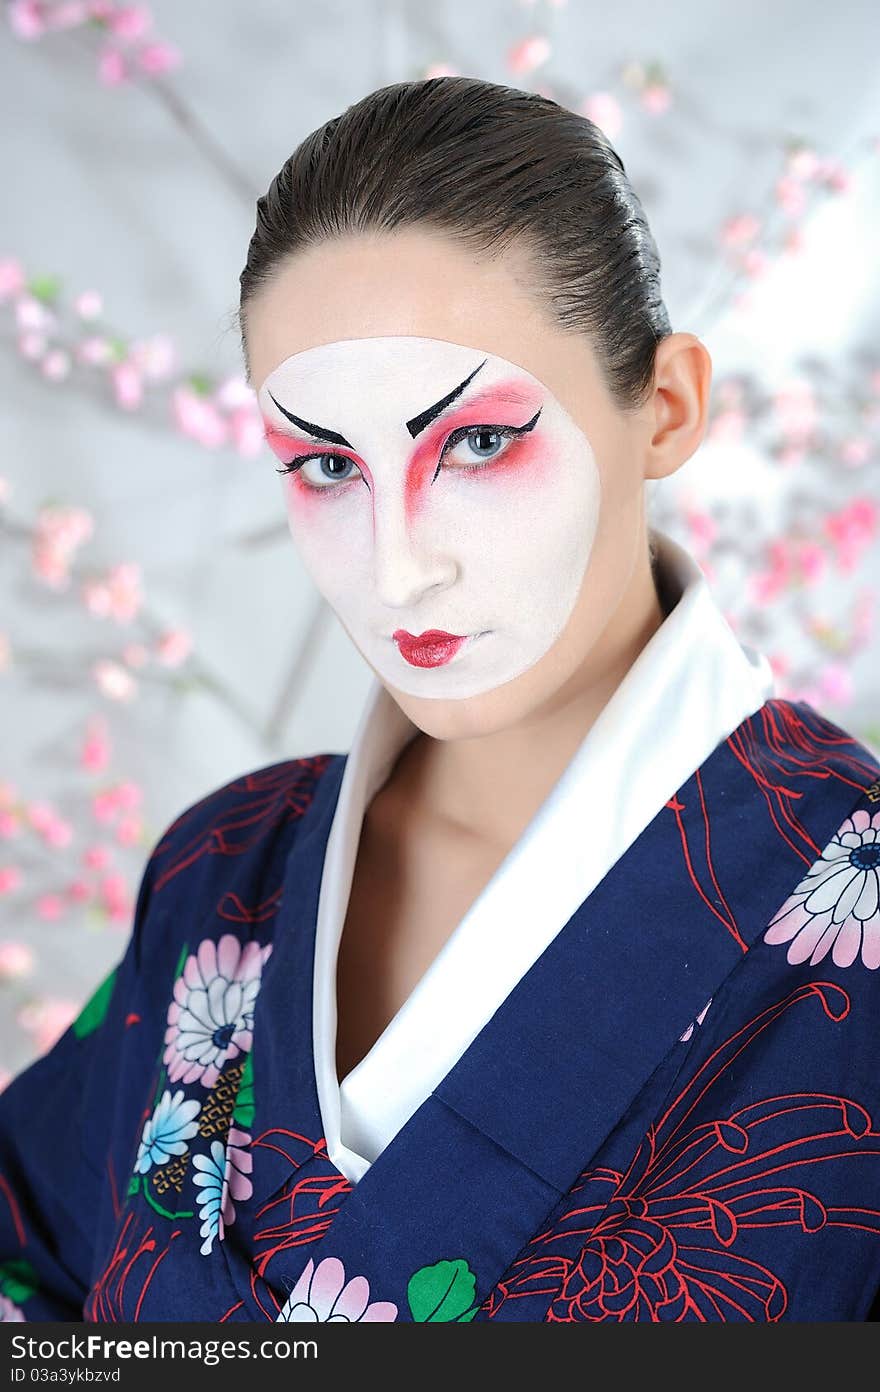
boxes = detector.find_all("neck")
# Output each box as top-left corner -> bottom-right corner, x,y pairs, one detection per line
388,530 -> 668,850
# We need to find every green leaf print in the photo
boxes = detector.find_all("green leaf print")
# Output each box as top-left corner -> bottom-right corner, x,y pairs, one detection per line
72,967 -> 118,1039
232,1052 -> 254,1128
407,1258 -> 480,1322
0,1257 -> 39,1304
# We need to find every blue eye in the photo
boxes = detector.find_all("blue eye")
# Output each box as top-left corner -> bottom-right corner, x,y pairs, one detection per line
274,453 -> 362,489
443,426 -> 514,468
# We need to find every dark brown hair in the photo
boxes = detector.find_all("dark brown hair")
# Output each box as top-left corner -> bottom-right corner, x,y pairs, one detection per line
238,75 -> 672,412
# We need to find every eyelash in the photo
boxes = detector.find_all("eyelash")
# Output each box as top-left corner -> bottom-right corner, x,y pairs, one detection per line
273,422 -> 526,491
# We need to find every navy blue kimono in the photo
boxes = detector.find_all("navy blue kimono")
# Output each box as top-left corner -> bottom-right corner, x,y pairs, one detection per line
1,697 -> 879,1323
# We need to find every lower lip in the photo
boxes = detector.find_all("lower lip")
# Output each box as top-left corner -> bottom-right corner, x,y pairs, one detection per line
393,630 -> 471,668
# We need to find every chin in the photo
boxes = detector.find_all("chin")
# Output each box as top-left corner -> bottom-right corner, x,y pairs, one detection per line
383,675 -> 544,743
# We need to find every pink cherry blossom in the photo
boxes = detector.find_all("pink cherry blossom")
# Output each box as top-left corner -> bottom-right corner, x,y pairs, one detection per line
25,801 -> 56,833
82,561 -> 142,623
720,213 -> 761,249
507,35 -> 551,74
83,843 -> 112,870
41,348 -> 71,380
213,375 -> 255,411
113,780 -> 143,811
0,867 -> 23,895
228,406 -> 265,457
7,1 -> 45,40
155,629 -> 192,667
76,335 -> 114,366
742,247 -> 768,278
16,997 -> 79,1053
0,941 -> 34,979
0,810 -> 21,839
796,541 -> 826,584
81,718 -> 111,772
580,92 -> 622,140
35,504 -> 94,558
110,360 -> 144,410
46,2 -> 89,28
0,632 -> 10,671
775,175 -> 807,216
99,871 -> 128,904
122,642 -> 149,667
93,659 -> 137,702
641,83 -> 671,115
838,436 -> 871,468
92,788 -> 120,823
36,893 -> 65,921
43,817 -> 74,848
136,39 -> 181,75
98,45 -> 129,86
707,406 -> 746,442
128,334 -> 176,380
66,878 -> 92,903
819,663 -> 853,705
772,380 -> 817,444
786,147 -> 820,181
15,296 -> 53,331
108,4 -> 151,41
0,259 -> 26,299
18,330 -> 47,360
171,387 -> 229,448
819,160 -> 850,194
115,814 -> 142,847
73,289 -> 103,320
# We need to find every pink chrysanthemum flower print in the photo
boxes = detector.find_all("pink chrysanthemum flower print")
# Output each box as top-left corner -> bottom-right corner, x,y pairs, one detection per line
192,1125 -> 254,1257
164,934 -> 273,1087
0,1294 -> 25,1322
276,1256 -> 398,1322
764,804 -> 880,969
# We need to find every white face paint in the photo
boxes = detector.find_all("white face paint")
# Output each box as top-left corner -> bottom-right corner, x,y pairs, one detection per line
259,336 -> 601,701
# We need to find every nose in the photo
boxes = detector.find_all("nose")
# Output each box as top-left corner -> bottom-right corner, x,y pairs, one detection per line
371,493 -> 457,610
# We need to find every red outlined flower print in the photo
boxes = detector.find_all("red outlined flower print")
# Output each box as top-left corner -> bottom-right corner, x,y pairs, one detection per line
480,982 -> 880,1322
765,806 -> 880,969
152,756 -> 333,898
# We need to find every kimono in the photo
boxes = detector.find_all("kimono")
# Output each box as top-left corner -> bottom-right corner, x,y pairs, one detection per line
1,527 -> 879,1324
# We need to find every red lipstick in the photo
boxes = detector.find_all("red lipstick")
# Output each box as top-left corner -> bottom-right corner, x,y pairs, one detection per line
393,629 -> 468,668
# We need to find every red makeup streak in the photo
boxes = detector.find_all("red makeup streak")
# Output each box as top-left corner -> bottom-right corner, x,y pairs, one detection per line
403,380 -> 547,525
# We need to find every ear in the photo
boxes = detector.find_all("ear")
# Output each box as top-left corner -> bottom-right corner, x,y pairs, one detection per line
642,332 -> 712,482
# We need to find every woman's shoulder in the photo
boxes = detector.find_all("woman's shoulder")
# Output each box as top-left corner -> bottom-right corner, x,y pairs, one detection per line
140,750 -> 344,909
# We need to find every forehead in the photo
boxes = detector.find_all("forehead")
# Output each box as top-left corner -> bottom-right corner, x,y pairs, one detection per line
256,335 -> 548,420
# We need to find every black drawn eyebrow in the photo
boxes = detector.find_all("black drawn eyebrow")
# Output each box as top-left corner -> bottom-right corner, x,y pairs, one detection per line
264,389 -> 353,448
405,359 -> 488,438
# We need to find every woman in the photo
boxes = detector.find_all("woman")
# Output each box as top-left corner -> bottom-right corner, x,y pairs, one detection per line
1,76 -> 879,1324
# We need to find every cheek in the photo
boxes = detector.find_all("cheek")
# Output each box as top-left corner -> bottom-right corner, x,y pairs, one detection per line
405,432 -> 552,523
283,481 -> 371,603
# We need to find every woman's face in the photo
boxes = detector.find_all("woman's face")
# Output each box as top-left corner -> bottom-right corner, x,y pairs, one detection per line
245,228 -> 671,740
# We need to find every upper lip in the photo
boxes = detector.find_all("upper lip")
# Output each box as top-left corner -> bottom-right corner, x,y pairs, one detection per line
392,629 -> 465,643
